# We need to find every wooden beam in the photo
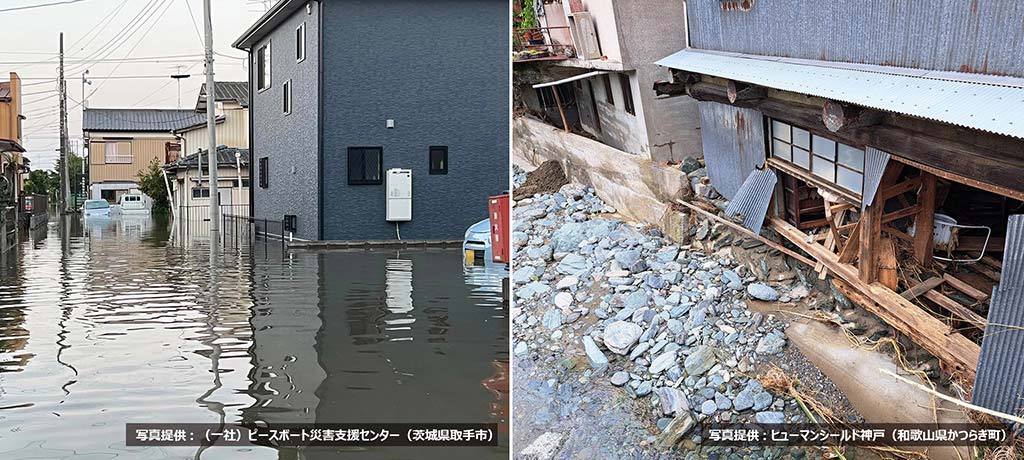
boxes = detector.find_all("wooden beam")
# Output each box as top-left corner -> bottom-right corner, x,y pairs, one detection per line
685,82 -> 1024,199
878,176 -> 922,202
676,199 -> 817,267
942,274 -> 989,302
878,237 -> 899,290
900,276 -> 945,300
923,290 -> 987,331
822,100 -> 886,133
726,80 -> 766,103
552,88 -> 569,133
881,204 -> 921,224
883,225 -> 913,243
913,173 -> 937,267
859,200 -> 881,282
773,218 -> 979,381
837,220 -> 861,264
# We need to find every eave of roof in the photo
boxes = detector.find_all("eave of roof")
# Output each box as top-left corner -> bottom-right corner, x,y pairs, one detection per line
232,0 -> 304,50
656,48 -> 1024,139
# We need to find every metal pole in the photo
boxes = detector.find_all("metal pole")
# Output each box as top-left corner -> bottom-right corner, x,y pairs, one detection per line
203,0 -> 220,232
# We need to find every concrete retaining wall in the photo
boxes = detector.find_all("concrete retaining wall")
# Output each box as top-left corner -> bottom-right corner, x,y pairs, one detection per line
513,116 -> 691,240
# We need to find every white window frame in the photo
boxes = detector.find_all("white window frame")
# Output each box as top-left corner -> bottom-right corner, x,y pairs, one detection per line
256,41 -> 271,92
283,80 -> 292,115
296,23 -> 306,63
768,118 -> 866,196
102,141 -> 132,164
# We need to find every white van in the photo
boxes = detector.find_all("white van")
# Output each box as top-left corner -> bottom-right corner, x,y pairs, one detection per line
118,193 -> 151,215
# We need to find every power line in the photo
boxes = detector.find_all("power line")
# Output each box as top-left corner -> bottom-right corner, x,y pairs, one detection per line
182,0 -> 205,49
64,0 -> 164,74
68,0 -> 130,53
0,0 -> 89,13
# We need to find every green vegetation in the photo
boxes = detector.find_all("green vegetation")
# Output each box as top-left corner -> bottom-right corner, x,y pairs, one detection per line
516,0 -> 538,29
136,159 -> 170,214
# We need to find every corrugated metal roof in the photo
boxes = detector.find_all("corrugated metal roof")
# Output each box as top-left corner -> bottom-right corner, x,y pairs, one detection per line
168,146 -> 249,169
196,81 -> 249,110
724,168 -> 777,235
861,147 -> 891,211
971,214 -> 1024,424
685,0 -> 1024,79
656,49 -> 1024,139
83,108 -> 207,132
697,101 -> 766,200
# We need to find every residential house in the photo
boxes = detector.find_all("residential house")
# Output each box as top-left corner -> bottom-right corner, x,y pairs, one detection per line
514,0 -> 700,162
0,72 -> 26,251
83,108 -> 205,202
232,0 -> 508,240
165,82 -> 251,213
164,146 -> 249,216
655,0 -> 1024,409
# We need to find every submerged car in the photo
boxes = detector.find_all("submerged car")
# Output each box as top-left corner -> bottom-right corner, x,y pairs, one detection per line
117,193 -> 150,215
83,199 -> 111,217
463,218 -> 492,266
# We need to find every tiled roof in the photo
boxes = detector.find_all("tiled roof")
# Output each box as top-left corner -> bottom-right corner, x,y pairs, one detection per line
197,81 -> 249,110
83,108 -> 207,132
168,145 -> 249,169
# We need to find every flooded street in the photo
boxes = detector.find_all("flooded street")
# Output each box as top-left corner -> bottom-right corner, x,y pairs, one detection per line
0,216 -> 508,460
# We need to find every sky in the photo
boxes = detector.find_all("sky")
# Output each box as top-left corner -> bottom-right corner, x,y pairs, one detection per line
1,0 -> 269,170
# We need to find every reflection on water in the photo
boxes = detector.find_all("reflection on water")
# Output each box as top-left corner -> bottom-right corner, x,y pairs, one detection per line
0,216 -> 508,459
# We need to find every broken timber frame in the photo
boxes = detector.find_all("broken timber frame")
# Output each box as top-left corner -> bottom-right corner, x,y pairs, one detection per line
772,217 -> 980,382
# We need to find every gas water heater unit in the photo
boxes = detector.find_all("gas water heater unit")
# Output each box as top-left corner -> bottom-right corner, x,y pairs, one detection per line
386,168 -> 412,222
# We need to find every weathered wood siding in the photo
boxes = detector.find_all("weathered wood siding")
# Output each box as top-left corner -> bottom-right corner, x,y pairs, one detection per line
89,135 -> 178,183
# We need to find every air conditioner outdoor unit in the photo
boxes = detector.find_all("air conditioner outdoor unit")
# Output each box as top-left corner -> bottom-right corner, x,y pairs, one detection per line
386,168 -> 412,222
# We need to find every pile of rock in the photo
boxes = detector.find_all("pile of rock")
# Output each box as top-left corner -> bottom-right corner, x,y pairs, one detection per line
512,178 -> 812,447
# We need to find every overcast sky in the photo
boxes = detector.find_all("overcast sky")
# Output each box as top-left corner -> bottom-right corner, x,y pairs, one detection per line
2,0 -> 268,170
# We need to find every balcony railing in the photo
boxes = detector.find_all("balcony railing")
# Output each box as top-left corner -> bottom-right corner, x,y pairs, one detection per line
513,27 -> 575,63
104,154 -> 133,164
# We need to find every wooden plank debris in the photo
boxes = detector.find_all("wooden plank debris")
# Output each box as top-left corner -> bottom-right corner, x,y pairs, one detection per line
922,290 -> 987,331
942,274 -> 989,302
900,276 -> 944,301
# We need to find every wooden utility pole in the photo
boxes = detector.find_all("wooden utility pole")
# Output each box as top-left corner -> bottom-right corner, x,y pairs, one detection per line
59,33 -> 70,214
203,0 -> 219,232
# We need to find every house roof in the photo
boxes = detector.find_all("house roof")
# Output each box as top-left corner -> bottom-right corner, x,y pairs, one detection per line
167,145 -> 249,170
657,48 -> 1024,139
196,81 -> 249,111
83,108 -> 208,132
233,0 -> 307,50
173,115 -> 225,134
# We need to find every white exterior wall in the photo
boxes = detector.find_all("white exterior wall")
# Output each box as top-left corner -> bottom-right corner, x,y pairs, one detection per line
178,104 -> 250,156
170,165 -> 250,209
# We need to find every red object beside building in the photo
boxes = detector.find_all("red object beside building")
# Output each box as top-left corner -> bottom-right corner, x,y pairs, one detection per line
488,194 -> 510,264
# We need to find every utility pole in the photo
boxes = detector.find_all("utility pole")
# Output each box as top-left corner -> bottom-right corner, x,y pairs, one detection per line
59,32 -> 70,214
203,0 -> 219,232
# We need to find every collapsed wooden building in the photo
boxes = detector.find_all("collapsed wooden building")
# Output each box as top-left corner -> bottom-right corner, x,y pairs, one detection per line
655,1 -> 1024,420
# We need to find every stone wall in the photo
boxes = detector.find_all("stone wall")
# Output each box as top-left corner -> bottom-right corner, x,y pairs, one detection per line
513,116 -> 691,240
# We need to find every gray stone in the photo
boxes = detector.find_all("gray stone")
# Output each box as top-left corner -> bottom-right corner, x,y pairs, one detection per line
582,336 -> 609,372
714,393 -> 732,411
755,411 -> 785,424
700,399 -> 718,416
553,292 -> 573,309
604,321 -> 643,355
649,350 -> 678,375
644,274 -> 666,289
526,245 -> 553,261
610,371 -> 630,387
623,291 -> 650,310
655,387 -> 690,417
733,389 -> 755,411
512,267 -> 534,284
755,332 -> 787,355
520,432 -> 564,460
517,282 -> 551,300
634,380 -> 653,397
556,253 -> 588,275
555,276 -> 579,290
684,345 -> 717,376
655,247 -> 679,263
541,309 -> 563,330
550,220 -> 618,252
747,283 -> 780,301
752,392 -> 773,411
514,342 -> 528,357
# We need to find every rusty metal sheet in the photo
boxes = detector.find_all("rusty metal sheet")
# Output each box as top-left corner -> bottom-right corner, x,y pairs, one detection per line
724,168 -> 777,234
697,101 -> 766,200
684,0 -> 1024,78
656,49 -> 1024,139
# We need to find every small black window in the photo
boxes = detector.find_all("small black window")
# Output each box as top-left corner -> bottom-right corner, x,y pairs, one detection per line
602,74 -> 614,104
283,80 -> 292,114
259,157 -> 269,188
256,43 -> 271,91
296,23 -> 306,62
429,146 -> 448,175
192,187 -> 210,198
619,73 -> 634,115
348,147 -> 383,185
241,178 -> 251,188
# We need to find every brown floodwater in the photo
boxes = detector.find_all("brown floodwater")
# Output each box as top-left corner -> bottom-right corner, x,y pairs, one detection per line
0,215 -> 508,459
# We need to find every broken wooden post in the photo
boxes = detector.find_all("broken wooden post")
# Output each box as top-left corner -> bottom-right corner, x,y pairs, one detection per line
822,100 -> 884,132
859,202 -> 881,283
913,172 -> 937,267
552,87 -> 570,133
726,80 -> 766,103
878,237 -> 898,290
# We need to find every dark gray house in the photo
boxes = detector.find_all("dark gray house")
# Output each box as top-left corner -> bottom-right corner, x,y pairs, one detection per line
232,0 -> 509,241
